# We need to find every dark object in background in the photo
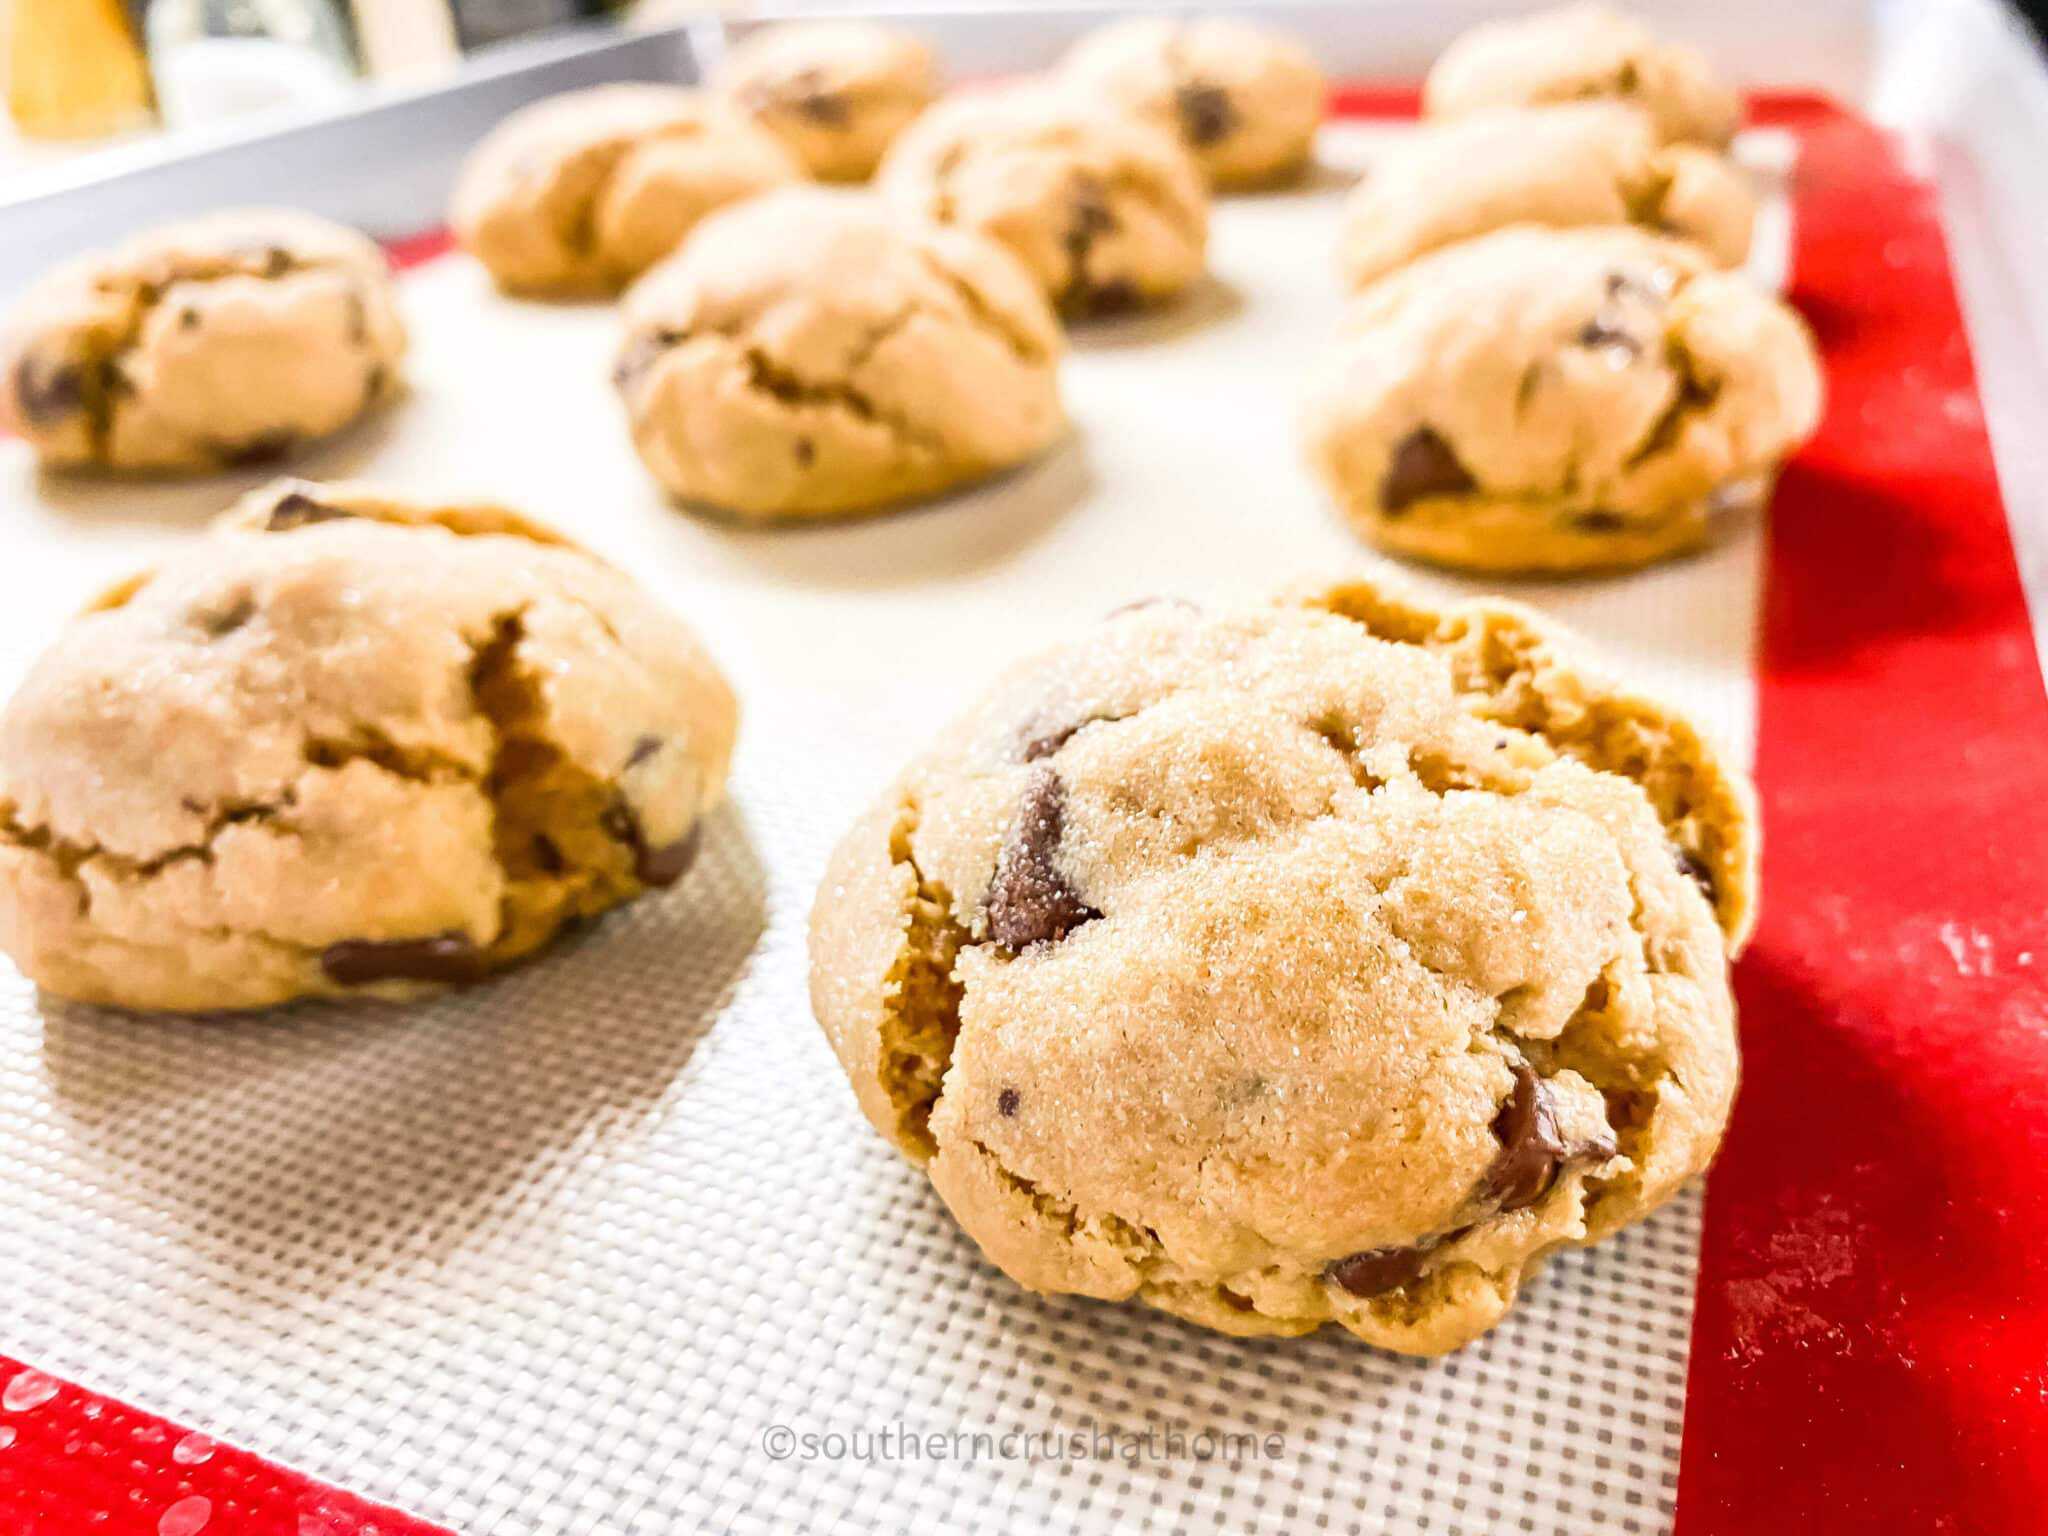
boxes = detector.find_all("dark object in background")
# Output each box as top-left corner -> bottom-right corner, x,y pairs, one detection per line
2020,0 -> 2048,44
449,0 -> 611,50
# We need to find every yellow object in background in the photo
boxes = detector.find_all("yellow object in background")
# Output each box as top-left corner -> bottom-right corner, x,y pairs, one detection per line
5,0 -> 156,138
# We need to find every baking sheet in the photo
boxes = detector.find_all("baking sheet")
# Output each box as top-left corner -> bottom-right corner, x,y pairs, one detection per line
0,117 -> 1796,1533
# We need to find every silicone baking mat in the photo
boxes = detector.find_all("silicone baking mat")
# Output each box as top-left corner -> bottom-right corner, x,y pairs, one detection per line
1,91 -> 2043,1535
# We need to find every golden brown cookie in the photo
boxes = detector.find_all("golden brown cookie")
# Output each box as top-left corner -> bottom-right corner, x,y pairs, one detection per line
0,479 -> 737,1013
1337,102 -> 1755,291
0,208 -> 405,474
809,582 -> 1752,1354
1060,16 -> 1326,190
878,84 -> 1209,317
716,21 -> 939,183
452,83 -> 804,296
1425,4 -> 1741,148
1306,227 -> 1822,573
615,189 -> 1065,520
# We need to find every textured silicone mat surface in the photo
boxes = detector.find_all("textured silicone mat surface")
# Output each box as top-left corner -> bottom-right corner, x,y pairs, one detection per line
0,120 -> 1790,1533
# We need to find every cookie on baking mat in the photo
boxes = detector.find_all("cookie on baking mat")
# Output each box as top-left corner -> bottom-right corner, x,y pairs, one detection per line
1425,3 -> 1740,148
0,480 -> 737,1013
1337,102 -> 1754,291
879,84 -> 1210,318
0,208 -> 405,475
452,83 -> 803,296
1059,15 -> 1326,190
715,20 -> 939,183
614,189 -> 1064,521
809,583 -> 1752,1355
1305,227 -> 1821,574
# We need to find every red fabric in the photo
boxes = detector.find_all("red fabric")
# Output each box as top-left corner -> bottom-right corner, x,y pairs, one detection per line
0,1355 -> 453,1534
1674,100 -> 2048,1534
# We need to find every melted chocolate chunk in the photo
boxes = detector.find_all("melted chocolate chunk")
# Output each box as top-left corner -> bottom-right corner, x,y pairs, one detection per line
1061,183 -> 1121,313
1575,317 -> 1642,357
1675,845 -> 1716,902
602,800 -> 704,889
791,83 -> 849,125
1380,427 -> 1476,514
986,765 -> 1099,950
531,834 -> 567,875
194,593 -> 256,637
220,431 -> 299,468
1326,1240 -> 1439,1298
322,932 -> 485,987
1174,81 -> 1238,146
794,436 -> 816,467
265,492 -> 354,531
1569,510 -> 1628,533
997,1087 -> 1021,1117
1070,278 -> 1140,318
13,356 -> 84,424
624,734 -> 664,771
1485,1062 -> 1618,1211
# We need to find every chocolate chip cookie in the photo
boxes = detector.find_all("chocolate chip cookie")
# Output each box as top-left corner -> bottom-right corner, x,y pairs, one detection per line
1338,102 -> 1755,291
1305,226 -> 1823,573
878,84 -> 1210,318
0,208 -> 405,474
809,582 -> 1752,1355
1059,16 -> 1326,190
452,83 -> 804,296
615,189 -> 1064,520
1425,3 -> 1740,148
0,480 -> 737,1013
715,21 -> 939,183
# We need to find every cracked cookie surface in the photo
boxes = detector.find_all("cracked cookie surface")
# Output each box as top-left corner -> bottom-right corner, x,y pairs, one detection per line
1305,226 -> 1822,573
809,581 -> 1751,1355
615,188 -> 1064,520
452,83 -> 804,296
715,21 -> 939,183
0,208 -> 405,475
878,84 -> 1209,317
1060,16 -> 1326,190
1337,102 -> 1754,291
1424,3 -> 1740,148
0,479 -> 737,1013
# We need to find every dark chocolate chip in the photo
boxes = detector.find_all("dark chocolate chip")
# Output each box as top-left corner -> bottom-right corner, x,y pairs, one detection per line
986,765 -> 1100,950
997,1086 -> 1021,1117
1485,1062 -> 1618,1211
602,800 -> 703,888
194,593 -> 256,637
1020,718 -> 1088,762
261,245 -> 291,278
1219,1288 -> 1255,1312
1485,1062 -> 1568,1211
794,436 -> 816,467
264,491 -> 354,531
1380,427 -> 1476,514
624,734 -> 664,771
1569,510 -> 1629,533
792,87 -> 849,125
1069,278 -> 1140,319
1174,81 -> 1238,146
1575,318 -> 1641,357
321,932 -> 486,987
178,308 -> 200,332
531,834 -> 567,875
12,356 -> 84,424
219,431 -> 299,468
1675,845 -> 1716,902
365,363 -> 388,400
1326,1240 -> 1440,1298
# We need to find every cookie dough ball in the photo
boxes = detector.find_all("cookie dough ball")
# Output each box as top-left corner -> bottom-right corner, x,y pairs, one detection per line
1338,103 -> 1754,291
1305,227 -> 1822,574
452,84 -> 804,296
879,85 -> 1209,317
1425,4 -> 1740,148
716,21 -> 939,183
615,190 -> 1064,520
1060,16 -> 1326,190
809,582 -> 1753,1355
0,480 -> 737,1013
0,209 -> 404,475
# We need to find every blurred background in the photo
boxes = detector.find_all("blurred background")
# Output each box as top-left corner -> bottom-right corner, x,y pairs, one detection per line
1,0 -> 2044,178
